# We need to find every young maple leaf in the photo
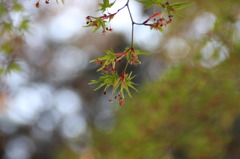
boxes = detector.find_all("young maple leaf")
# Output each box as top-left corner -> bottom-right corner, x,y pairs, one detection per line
137,0 -> 164,9
170,2 -> 193,10
98,0 -> 115,13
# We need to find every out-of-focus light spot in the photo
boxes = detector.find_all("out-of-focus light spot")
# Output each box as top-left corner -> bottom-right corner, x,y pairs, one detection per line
7,88 -> 43,125
50,47 -> 88,81
233,21 -> 240,42
6,84 -> 53,125
5,136 -> 35,159
201,40 -> 229,68
31,108 -> 61,141
37,112 -> 56,132
135,26 -> 164,50
61,114 -> 86,138
25,23 -> 47,48
54,89 -> 82,115
165,37 -> 190,60
48,7 -> 83,41
188,12 -> 216,39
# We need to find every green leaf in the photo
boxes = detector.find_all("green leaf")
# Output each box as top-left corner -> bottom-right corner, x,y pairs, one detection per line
56,0 -> 65,4
19,19 -> 30,31
158,26 -> 164,32
89,71 -> 138,99
84,17 -> 107,33
0,68 -> 4,76
135,49 -> 149,55
122,72 -> 138,98
0,41 -> 12,54
98,0 -> 115,12
171,2 -> 193,10
89,73 -> 119,91
13,2 -> 24,12
137,0 -> 164,9
1,22 -> 12,35
90,49 -> 116,72
124,85 -> 132,97
0,3 -> 8,15
7,63 -> 21,72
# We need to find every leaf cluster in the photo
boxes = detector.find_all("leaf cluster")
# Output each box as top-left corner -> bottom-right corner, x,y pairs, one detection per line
89,73 -> 119,91
90,50 -> 116,72
89,72 -> 138,98
84,17 -> 107,33
89,48 -> 145,101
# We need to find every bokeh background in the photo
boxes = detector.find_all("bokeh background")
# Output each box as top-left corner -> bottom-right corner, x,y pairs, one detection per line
0,0 -> 240,158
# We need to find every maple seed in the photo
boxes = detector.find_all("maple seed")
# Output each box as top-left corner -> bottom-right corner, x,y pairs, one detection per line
104,91 -> 107,95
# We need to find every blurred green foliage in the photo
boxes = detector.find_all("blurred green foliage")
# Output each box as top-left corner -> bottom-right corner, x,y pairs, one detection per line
0,1 -> 27,77
93,58 -> 240,158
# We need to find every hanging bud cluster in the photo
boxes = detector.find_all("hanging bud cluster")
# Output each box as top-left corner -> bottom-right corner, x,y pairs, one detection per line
89,48 -> 142,106
85,13 -> 116,35
86,0 -> 192,106
140,2 -> 178,31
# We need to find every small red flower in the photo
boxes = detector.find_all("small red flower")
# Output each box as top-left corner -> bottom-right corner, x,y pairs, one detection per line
95,59 -> 103,65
